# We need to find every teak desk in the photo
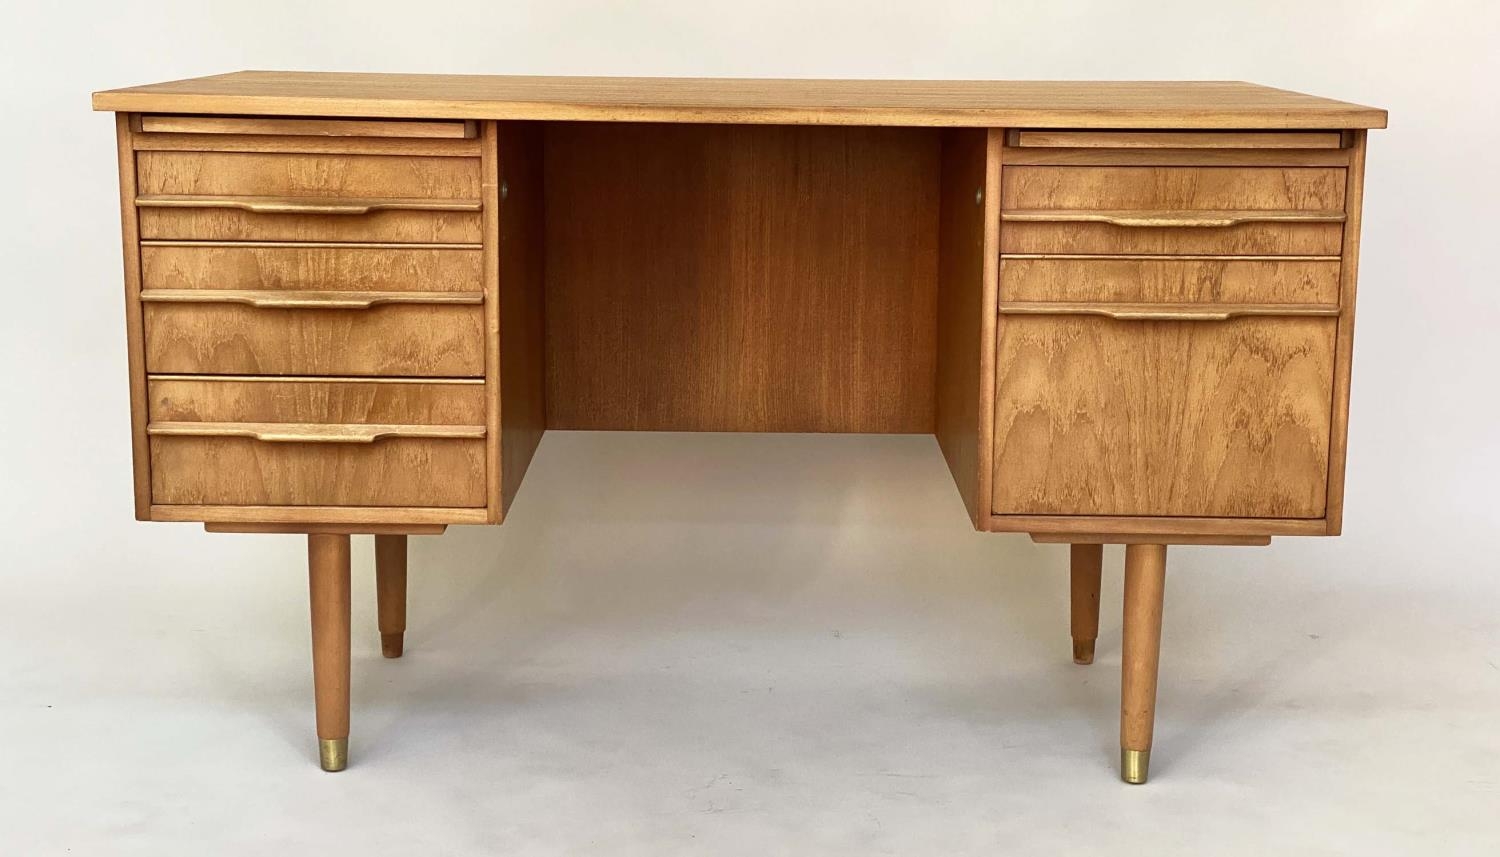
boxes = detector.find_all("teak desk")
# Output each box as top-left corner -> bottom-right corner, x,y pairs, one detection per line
92,73 -> 1387,783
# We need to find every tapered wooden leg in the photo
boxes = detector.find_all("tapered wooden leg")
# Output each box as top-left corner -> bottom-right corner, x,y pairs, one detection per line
308,534 -> 351,772
1120,543 -> 1167,784
1069,543 -> 1103,664
375,534 -> 408,658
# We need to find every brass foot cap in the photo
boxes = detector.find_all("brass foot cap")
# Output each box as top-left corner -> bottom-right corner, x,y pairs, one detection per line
319,738 -> 348,772
1120,748 -> 1150,784
1072,639 -> 1096,665
381,632 -> 405,659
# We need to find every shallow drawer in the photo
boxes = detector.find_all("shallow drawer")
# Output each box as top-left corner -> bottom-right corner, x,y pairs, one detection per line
141,244 -> 483,292
135,151 -> 482,242
142,299 -> 485,377
991,313 -> 1335,518
999,257 -> 1341,305
1000,165 -> 1345,256
147,377 -> 486,507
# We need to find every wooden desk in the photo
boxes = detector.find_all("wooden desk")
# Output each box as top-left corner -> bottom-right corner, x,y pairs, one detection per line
93,73 -> 1386,782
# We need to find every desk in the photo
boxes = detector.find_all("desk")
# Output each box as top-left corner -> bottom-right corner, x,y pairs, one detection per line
92,73 -> 1386,782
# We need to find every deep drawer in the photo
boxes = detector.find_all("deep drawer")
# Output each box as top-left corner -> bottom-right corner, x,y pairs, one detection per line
991,313 -> 1336,519
147,377 -> 487,507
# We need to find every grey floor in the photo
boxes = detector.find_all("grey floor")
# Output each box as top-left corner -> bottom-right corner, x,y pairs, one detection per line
3,432 -> 1497,855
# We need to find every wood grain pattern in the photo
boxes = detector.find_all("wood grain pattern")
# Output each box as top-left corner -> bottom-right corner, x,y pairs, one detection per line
495,123 -> 547,514
991,316 -> 1336,518
151,436 -> 485,507
93,73 -> 1389,129
147,377 -> 485,423
140,115 -> 476,138
141,244 -> 482,292
138,208 -> 481,243
116,113 -> 152,519
135,150 -> 482,242
1324,131 -> 1368,535
934,130 -> 985,523
1000,257 -> 1342,304
136,151 -> 480,198
147,377 -> 486,508
134,132 -> 481,158
135,194 -> 481,215
147,422 -> 485,443
140,289 -> 482,309
999,221 -> 1343,256
1002,209 -> 1343,228
934,129 -> 999,525
1003,166 -> 1347,211
544,122 -> 940,432
142,303 -> 484,376
996,302 -> 1338,321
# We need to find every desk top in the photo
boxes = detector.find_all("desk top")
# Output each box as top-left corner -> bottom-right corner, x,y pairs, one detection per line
93,72 -> 1387,129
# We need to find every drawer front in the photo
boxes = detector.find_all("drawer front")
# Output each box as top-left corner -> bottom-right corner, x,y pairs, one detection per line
149,376 -> 483,507
1003,166 -> 1346,210
1001,165 -> 1345,256
138,208 -> 482,243
143,303 -> 485,376
136,151 -> 482,242
991,315 -> 1335,518
141,244 -> 483,292
147,378 -> 486,507
137,151 -> 481,198
148,377 -> 486,423
999,257 -> 1341,305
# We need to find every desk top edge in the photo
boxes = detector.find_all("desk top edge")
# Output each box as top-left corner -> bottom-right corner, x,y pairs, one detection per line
92,71 -> 1388,129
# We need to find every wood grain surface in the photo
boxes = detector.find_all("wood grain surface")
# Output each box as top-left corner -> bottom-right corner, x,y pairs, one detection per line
999,257 -> 1341,304
543,122 -> 940,432
143,303 -> 484,376
934,129 -> 1000,524
991,316 -> 1336,518
141,244 -> 482,292
147,377 -> 484,424
495,123 -> 547,512
94,73 -> 1388,129
136,151 -> 480,198
1003,166 -> 1346,211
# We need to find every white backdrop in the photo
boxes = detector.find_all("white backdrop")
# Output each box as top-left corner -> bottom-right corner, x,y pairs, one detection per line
2,2 -> 1497,854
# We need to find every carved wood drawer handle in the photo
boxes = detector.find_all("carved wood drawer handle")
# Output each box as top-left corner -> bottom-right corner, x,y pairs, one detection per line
147,422 -> 487,444
1001,209 -> 1346,228
139,289 -> 484,310
135,194 -> 482,215
997,302 -> 1341,321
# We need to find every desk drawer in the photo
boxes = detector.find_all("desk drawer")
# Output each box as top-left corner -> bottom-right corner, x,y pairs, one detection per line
991,313 -> 1335,518
1000,165 -> 1345,255
147,377 -> 486,507
136,151 -> 482,242
142,299 -> 485,377
999,257 -> 1341,305
140,244 -> 483,293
